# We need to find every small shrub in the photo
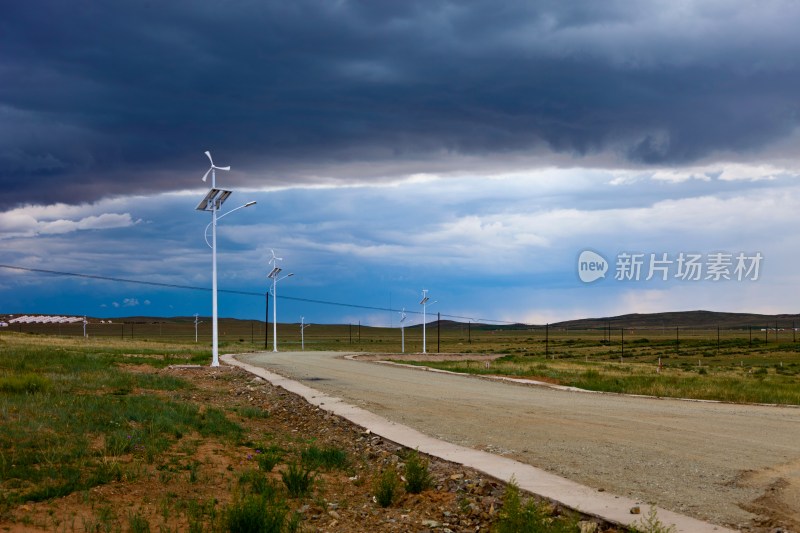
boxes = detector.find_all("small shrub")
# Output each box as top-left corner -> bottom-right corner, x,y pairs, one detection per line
281,462 -> 314,498
225,493 -> 287,533
373,468 -> 401,508
188,461 -> 200,483
301,445 -> 349,471
239,469 -> 279,497
629,506 -> 677,533
127,510 -> 151,533
403,450 -> 433,494
257,450 -> 283,473
493,479 -> 578,533
238,406 -> 270,419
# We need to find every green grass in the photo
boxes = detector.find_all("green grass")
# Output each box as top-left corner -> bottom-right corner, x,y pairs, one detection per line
0,373 -> 51,393
255,445 -> 283,473
280,462 -> 314,498
224,493 -> 289,533
403,449 -> 433,494
493,480 -> 579,532
300,444 -> 349,471
398,353 -> 800,405
373,468 -> 401,508
0,334 -> 245,514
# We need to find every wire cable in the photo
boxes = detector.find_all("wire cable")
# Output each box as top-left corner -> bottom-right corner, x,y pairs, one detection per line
0,263 -> 519,325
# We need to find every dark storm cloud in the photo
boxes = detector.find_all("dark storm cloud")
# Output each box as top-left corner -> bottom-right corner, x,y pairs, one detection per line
2,0 -> 800,208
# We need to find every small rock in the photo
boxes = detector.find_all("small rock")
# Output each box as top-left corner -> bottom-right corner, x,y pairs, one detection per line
579,520 -> 599,533
422,519 -> 441,528
630,506 -> 641,514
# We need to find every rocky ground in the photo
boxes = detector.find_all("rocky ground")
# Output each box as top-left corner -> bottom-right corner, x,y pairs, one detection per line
1,364 -> 620,532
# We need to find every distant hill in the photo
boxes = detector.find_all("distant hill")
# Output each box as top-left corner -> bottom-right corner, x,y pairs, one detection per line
551,310 -> 800,329
5,311 -> 798,330
403,311 -> 800,330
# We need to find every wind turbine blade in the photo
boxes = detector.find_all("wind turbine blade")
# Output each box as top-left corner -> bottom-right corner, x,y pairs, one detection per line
215,165 -> 231,171
201,167 -> 212,182
205,151 -> 214,165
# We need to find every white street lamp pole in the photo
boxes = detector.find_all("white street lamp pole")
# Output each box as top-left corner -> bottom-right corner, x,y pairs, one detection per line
419,290 -> 437,354
211,201 -> 219,365
268,250 -> 293,353
272,273 -> 277,351
420,290 -> 429,354
301,316 -> 310,351
204,200 -> 255,366
196,151 -> 255,367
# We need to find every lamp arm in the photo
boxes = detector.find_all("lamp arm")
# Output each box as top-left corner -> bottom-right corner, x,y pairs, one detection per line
203,201 -> 255,249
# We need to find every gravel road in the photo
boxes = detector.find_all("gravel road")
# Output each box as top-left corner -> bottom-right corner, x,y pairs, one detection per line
240,351 -> 800,531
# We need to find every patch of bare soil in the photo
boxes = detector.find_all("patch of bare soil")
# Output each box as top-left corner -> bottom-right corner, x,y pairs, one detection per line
738,459 -> 800,533
0,365 -> 619,533
354,353 -> 504,363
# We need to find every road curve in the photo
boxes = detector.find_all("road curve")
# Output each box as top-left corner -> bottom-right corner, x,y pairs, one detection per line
239,351 -> 800,530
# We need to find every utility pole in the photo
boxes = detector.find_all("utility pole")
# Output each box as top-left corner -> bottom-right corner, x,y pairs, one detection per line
437,312 -> 440,353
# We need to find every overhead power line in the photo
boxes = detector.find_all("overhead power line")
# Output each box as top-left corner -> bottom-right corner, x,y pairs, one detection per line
0,263 -> 519,325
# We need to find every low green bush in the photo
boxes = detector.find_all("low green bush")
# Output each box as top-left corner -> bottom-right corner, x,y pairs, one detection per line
373,468 -> 401,508
225,493 -> 287,533
281,462 -> 314,498
403,450 -> 433,494
301,445 -> 348,471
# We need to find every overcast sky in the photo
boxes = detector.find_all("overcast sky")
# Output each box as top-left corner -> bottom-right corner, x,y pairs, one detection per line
2,0 -> 800,326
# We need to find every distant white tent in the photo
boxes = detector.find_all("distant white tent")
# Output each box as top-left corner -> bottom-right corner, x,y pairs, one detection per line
8,315 -> 86,324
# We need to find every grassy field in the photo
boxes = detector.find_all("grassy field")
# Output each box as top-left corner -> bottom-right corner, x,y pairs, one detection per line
0,325 -> 789,530
387,328 -> 800,405
4,319 -> 800,404
0,331 -> 644,533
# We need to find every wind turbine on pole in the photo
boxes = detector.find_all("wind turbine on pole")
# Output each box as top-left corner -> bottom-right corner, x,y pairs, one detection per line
268,249 -> 293,352
201,151 -> 230,186
196,151 -> 255,366
197,151 -> 231,367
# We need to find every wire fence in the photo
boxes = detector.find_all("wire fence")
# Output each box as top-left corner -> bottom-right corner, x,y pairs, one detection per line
4,319 -> 800,360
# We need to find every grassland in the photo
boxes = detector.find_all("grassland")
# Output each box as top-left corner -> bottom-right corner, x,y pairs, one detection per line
391,329 -> 800,405
2,331 -> 614,533
0,321 -> 792,531
6,318 -> 800,405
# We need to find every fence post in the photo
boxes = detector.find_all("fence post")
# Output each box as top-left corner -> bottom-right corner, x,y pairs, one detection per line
545,323 -> 549,358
